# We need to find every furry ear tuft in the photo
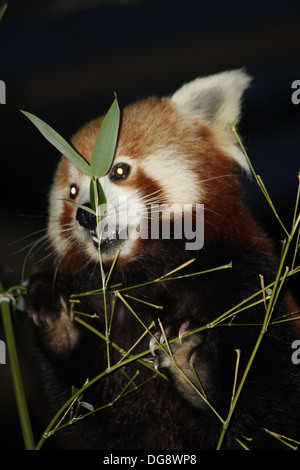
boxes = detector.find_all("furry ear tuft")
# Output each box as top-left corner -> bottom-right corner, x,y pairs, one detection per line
171,69 -> 251,125
171,70 -> 252,173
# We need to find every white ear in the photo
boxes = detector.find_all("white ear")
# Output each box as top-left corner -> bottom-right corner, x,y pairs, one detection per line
171,70 -> 252,172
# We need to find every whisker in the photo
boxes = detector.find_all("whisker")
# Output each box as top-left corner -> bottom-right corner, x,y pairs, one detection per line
21,237 -> 50,280
198,173 -> 238,184
13,231 -> 49,256
8,227 -> 49,247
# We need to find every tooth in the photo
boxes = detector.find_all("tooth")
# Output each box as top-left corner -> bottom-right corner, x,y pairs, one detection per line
178,321 -> 189,344
108,230 -> 117,241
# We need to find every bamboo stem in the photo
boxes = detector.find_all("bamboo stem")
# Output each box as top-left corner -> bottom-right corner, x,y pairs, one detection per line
0,282 -> 35,450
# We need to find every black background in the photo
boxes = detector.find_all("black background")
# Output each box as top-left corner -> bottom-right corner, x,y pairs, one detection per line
0,0 -> 300,450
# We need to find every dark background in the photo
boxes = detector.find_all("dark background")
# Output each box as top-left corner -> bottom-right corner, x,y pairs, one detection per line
0,0 -> 300,450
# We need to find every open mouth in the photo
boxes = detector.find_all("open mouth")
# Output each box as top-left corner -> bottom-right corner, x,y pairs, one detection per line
91,226 -> 128,250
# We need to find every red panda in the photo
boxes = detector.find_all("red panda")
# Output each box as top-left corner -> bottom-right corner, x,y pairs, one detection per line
26,70 -> 300,450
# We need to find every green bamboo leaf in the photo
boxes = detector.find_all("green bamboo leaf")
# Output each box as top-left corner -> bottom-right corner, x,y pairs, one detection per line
80,401 -> 94,412
61,199 -> 96,216
97,180 -> 107,210
90,178 -> 107,212
90,95 -> 120,178
89,180 -> 96,212
21,110 -> 92,177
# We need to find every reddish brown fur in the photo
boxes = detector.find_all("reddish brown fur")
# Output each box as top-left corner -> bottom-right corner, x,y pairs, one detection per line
67,97 -> 275,258
55,159 -> 74,241
129,167 -> 165,200
190,125 -> 274,254
71,119 -> 103,163
30,77 -> 300,450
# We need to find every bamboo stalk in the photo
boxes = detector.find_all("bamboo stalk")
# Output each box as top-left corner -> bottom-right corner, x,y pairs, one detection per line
0,282 -> 35,450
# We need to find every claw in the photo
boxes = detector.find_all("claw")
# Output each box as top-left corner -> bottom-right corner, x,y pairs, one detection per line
149,332 -> 161,356
189,350 -> 198,364
154,357 -> 160,372
159,326 -> 171,345
31,313 -> 40,327
178,321 -> 189,344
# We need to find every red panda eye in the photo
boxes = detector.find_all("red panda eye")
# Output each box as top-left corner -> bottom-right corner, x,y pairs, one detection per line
111,163 -> 130,180
69,183 -> 79,199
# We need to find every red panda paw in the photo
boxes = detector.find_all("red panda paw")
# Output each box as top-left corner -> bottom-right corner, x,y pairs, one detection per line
150,322 -> 212,408
26,273 -> 72,327
26,273 -> 80,356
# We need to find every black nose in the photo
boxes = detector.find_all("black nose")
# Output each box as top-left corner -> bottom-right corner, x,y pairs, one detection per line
76,203 -> 96,231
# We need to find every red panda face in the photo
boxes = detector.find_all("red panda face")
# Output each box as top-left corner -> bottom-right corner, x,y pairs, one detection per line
47,70 -> 266,271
